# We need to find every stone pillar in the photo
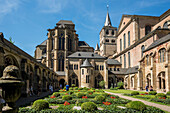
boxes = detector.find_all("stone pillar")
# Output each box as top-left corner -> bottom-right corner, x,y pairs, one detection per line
65,59 -> 69,84
78,59 -> 82,87
165,50 -> 170,92
46,31 -> 51,68
104,60 -> 108,89
0,47 -> 5,77
150,56 -> 154,87
54,30 -> 58,72
137,64 -> 141,90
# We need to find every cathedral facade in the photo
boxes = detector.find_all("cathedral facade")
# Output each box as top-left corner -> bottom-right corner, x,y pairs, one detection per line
35,9 -> 170,92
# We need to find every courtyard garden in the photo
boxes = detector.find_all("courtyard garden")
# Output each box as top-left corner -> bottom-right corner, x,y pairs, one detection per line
19,87 -> 166,113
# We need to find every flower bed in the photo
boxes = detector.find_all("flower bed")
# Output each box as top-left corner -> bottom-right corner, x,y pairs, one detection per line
19,88 -> 166,113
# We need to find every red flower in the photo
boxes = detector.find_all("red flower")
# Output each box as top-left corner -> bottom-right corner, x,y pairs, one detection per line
65,93 -> 68,95
140,94 -> 144,95
88,89 -> 90,91
64,101 -> 70,106
89,93 -> 92,95
110,96 -> 116,99
50,95 -> 56,98
145,93 -> 148,95
93,90 -> 95,92
103,102 -> 111,105
78,90 -> 80,91
82,96 -> 88,99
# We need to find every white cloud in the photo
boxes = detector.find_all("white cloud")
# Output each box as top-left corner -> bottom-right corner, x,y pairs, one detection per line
37,0 -> 68,13
0,0 -> 20,15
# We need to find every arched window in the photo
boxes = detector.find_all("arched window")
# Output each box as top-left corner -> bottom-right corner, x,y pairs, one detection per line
42,48 -> 46,55
145,25 -> 151,35
112,30 -> 114,35
159,48 -> 166,63
59,37 -> 61,50
106,30 -> 109,35
86,75 -> 90,83
58,53 -> 64,71
163,21 -> 168,29
124,54 -> 126,68
62,38 -> 65,50
128,31 -> 130,46
52,38 -> 54,50
105,39 -> 109,42
141,45 -> 145,57
146,55 -> 149,66
128,52 -> 131,67
82,69 -> 84,75
124,33 -> 126,49
111,40 -> 115,43
120,39 -> 122,51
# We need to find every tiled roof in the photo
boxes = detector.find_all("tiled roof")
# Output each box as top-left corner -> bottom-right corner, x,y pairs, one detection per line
144,34 -> 170,52
107,59 -> 121,65
67,52 -> 106,59
110,66 -> 138,75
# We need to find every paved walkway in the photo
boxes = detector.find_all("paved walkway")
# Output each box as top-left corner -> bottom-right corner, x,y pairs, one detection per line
16,90 -> 58,107
105,91 -> 170,112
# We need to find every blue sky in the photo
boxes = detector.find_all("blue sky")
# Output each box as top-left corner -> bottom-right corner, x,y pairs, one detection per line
0,0 -> 169,56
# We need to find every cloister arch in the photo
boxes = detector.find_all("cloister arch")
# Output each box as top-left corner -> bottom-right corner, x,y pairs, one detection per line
95,74 -> 103,88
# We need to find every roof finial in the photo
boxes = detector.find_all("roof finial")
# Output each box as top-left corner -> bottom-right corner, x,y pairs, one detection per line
107,5 -> 109,12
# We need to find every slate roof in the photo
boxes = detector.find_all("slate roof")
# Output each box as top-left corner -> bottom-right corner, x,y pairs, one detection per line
110,66 -> 139,75
144,34 -> 170,52
40,40 -> 47,46
57,20 -> 74,25
78,41 -> 90,47
67,52 -> 106,59
81,59 -> 93,68
107,59 -> 121,65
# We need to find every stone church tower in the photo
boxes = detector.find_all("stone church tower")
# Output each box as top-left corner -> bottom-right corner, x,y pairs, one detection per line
46,20 -> 79,72
99,7 -> 117,57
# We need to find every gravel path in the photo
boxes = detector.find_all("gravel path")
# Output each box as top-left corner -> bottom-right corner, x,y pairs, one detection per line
105,91 -> 170,112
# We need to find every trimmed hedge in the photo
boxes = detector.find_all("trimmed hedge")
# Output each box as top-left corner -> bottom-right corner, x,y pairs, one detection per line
94,95 -> 105,102
166,91 -> 170,95
131,91 -> 139,95
32,99 -> 49,111
53,92 -> 60,97
149,91 -> 157,95
81,102 -> 97,111
62,95 -> 72,100
77,92 -> 86,98
126,101 -> 146,111
156,93 -> 167,98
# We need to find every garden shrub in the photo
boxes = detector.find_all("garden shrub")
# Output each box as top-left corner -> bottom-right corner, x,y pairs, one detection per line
81,102 -> 97,111
83,87 -> 89,90
71,84 -> 75,87
68,91 -> 74,94
110,87 -> 114,90
95,95 -> 106,102
63,86 -> 66,90
62,95 -> 72,100
87,91 -> 93,94
32,99 -> 49,111
150,98 -> 170,104
78,88 -> 83,90
131,91 -> 139,95
91,88 -> 95,90
101,93 -> 109,97
53,92 -> 60,97
156,93 -> 167,98
166,91 -> 170,95
117,82 -> 124,89
149,91 -> 157,95
74,87 -> 78,90
126,101 -> 146,111
69,87 -> 73,90
99,81 -> 105,89
77,92 -> 86,98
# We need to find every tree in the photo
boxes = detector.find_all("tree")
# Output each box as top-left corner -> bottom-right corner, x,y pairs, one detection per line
9,37 -> 14,44
99,81 -> 105,89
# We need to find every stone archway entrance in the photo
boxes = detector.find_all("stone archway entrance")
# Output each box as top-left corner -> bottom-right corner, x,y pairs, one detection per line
157,72 -> 166,90
69,74 -> 78,87
59,79 -> 65,88
108,77 -> 114,88
146,74 -> 151,87
95,74 -> 103,88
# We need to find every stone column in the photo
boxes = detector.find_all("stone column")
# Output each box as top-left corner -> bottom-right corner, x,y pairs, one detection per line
150,56 -> 154,87
104,60 -> 108,89
0,47 -> 5,77
137,64 -> 141,90
165,50 -> 170,92
54,30 -> 58,72
65,59 -> 69,84
46,31 -> 51,68
78,59 -> 82,87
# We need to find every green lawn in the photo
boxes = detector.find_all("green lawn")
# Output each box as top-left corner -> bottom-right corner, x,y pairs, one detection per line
105,89 -> 170,107
104,89 -> 146,94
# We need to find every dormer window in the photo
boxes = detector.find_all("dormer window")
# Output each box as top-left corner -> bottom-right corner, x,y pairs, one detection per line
106,30 -> 109,35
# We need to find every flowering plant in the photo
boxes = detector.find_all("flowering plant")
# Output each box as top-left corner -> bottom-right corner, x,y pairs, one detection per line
65,93 -> 68,95
50,95 -> 56,98
145,92 -> 148,95
110,96 -> 116,99
140,94 -> 144,95
103,102 -> 111,105
159,97 -> 166,99
89,93 -> 92,95
64,101 -> 70,106
93,90 -> 95,92
78,90 -> 80,92
82,96 -> 88,99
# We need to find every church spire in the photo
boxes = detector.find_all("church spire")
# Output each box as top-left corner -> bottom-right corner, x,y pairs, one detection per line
104,5 -> 112,26
95,43 -> 99,51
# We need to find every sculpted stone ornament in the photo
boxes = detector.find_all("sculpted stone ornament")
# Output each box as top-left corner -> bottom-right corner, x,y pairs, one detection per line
0,65 -> 24,113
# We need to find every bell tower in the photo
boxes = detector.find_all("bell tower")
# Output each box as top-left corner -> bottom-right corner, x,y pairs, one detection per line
99,5 -> 117,57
